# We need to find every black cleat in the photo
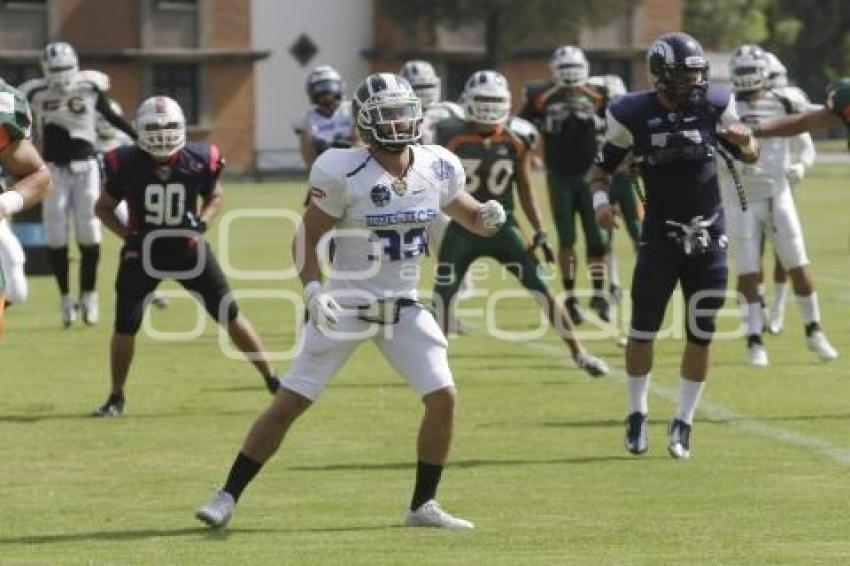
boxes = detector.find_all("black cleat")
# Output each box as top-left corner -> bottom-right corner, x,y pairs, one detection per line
92,394 -> 125,418
565,297 -> 585,325
667,419 -> 692,459
625,412 -> 648,454
589,294 -> 611,323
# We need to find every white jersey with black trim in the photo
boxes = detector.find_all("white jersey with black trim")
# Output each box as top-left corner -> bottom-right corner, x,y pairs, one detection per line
728,90 -> 812,200
308,144 -> 465,302
295,100 -> 354,149
421,101 -> 464,144
19,70 -> 109,147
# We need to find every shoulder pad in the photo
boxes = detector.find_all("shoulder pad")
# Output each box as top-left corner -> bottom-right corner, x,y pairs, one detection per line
507,116 -> 539,150
0,83 -> 32,142
433,115 -> 467,145
17,78 -> 47,97
80,69 -> 110,92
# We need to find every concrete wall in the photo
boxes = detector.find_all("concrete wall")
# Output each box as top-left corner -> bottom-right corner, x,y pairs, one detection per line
252,0 -> 374,171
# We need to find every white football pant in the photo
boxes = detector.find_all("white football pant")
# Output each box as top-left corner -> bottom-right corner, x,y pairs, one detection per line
0,220 -> 27,303
43,158 -> 102,247
280,304 -> 454,401
727,189 -> 808,275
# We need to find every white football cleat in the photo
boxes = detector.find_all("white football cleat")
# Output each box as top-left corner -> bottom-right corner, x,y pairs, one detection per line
575,350 -> 609,378
196,490 -> 235,529
767,308 -> 784,335
746,335 -> 768,367
60,294 -> 79,327
404,500 -> 474,530
667,419 -> 692,460
80,291 -> 99,325
807,331 -> 838,361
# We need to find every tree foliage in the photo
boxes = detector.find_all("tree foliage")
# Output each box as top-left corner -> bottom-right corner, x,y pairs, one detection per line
379,0 -> 638,67
684,0 -> 850,99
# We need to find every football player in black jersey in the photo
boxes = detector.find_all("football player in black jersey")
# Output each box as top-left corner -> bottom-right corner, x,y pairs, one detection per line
591,33 -> 758,459
90,96 -> 279,417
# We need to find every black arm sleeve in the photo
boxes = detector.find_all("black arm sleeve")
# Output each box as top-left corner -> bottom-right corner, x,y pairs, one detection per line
95,91 -> 138,140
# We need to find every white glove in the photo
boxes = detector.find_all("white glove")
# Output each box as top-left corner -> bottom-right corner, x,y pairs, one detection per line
479,200 -> 506,230
304,281 -> 340,333
785,163 -> 806,187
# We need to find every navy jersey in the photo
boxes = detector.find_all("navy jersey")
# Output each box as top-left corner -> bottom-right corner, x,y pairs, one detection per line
103,141 -> 223,238
595,84 -> 745,242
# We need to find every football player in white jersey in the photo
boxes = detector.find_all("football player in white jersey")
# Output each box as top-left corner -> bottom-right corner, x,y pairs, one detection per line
723,45 -> 837,365
294,65 -> 355,170
762,51 -> 817,333
399,59 -> 473,313
20,42 -> 136,327
197,73 -> 507,530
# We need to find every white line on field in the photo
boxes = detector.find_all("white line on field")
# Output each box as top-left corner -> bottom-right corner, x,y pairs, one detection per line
516,339 -> 850,466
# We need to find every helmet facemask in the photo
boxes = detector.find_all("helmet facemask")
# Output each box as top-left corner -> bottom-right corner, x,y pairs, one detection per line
551,46 -> 589,87
42,43 -> 79,94
411,81 -> 440,110
659,62 -> 709,108
357,92 -> 422,153
463,70 -> 511,126
136,97 -> 186,159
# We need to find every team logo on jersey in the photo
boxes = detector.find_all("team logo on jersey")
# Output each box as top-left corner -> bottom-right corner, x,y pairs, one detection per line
430,158 -> 453,182
371,183 -> 391,207
67,96 -> 86,114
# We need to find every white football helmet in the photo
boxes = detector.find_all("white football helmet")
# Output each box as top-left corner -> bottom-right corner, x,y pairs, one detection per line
729,44 -> 769,93
306,65 -> 343,104
551,45 -> 589,87
399,60 -> 441,109
41,42 -> 79,93
353,73 -> 422,151
135,96 -> 186,158
96,99 -> 123,139
764,51 -> 788,88
462,70 -> 511,125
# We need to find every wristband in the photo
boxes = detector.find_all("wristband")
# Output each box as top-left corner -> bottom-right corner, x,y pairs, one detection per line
592,191 -> 610,210
0,189 -> 24,217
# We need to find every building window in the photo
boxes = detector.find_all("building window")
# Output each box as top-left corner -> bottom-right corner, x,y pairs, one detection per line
0,0 -> 46,49
0,64 -> 41,88
152,64 -> 200,125
146,0 -> 198,48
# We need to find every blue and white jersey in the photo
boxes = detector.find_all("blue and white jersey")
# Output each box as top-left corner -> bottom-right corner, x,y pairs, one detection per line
595,83 -> 745,242
308,144 -> 464,302
294,100 -> 355,152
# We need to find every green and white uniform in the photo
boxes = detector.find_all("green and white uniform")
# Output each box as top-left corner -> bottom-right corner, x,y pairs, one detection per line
520,80 -> 610,255
826,77 -> 850,148
0,80 -> 33,298
433,116 -> 548,306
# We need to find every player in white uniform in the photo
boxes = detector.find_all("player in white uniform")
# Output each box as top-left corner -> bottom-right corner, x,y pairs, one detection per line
722,45 -> 837,365
197,73 -> 507,530
400,60 -> 474,310
762,51 -> 818,333
20,42 -> 136,327
294,65 -> 355,169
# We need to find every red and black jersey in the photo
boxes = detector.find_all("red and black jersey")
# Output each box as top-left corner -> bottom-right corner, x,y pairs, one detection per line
103,141 -> 223,235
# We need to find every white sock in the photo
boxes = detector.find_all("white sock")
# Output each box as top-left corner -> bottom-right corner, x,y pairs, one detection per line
773,282 -> 789,315
627,373 -> 650,415
746,302 -> 763,336
607,253 -> 620,288
757,283 -> 766,301
795,292 -> 820,326
676,378 -> 705,425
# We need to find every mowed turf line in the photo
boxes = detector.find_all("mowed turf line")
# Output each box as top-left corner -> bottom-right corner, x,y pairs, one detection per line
1,162 -> 849,565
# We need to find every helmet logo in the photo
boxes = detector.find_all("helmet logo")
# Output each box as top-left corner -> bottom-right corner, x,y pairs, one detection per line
650,41 -> 675,64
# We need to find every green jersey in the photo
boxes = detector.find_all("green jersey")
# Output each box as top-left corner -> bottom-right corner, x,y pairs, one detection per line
0,79 -> 31,152
826,77 -> 850,148
519,80 -> 608,175
434,116 -> 538,218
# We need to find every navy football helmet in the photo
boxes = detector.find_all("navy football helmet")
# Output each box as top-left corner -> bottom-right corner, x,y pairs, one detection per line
647,32 -> 709,107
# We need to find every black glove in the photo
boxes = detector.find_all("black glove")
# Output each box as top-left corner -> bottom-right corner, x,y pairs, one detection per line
529,230 -> 556,263
187,213 -> 208,234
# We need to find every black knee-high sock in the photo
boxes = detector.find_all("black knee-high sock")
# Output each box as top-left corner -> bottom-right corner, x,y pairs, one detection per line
223,452 -> 264,502
79,244 -> 100,293
47,246 -> 70,295
410,461 -> 444,511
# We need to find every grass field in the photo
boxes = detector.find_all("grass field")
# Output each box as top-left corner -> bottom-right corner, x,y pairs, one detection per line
2,162 -> 850,565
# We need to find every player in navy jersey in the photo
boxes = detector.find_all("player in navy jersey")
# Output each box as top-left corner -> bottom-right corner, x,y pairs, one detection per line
590,33 -> 759,459
90,96 -> 280,417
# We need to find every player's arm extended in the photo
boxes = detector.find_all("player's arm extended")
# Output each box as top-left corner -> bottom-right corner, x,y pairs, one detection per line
199,181 -> 224,224
94,192 -> 130,240
0,138 -> 52,219
754,107 -> 840,138
292,202 -> 338,286
442,190 -> 503,237
95,92 -> 137,140
515,150 -> 545,233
